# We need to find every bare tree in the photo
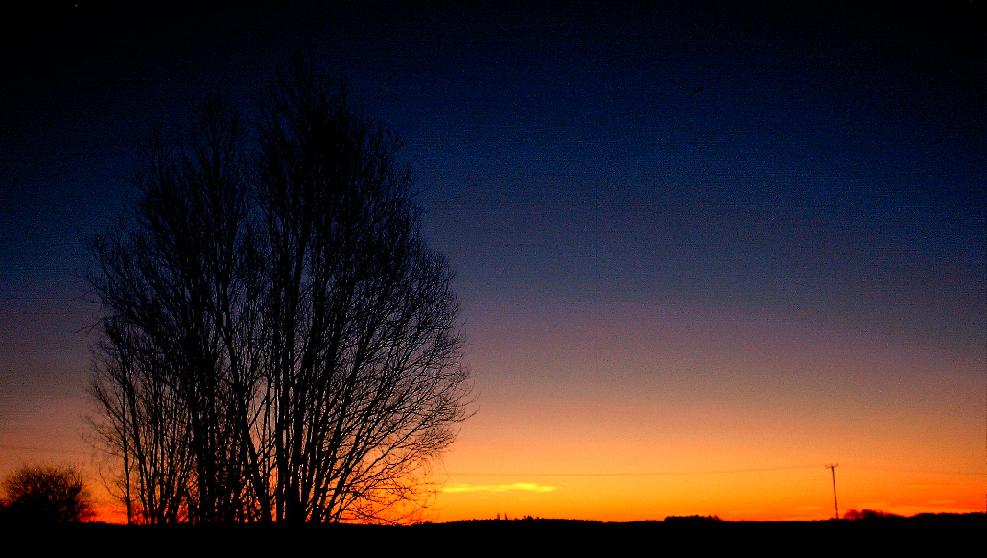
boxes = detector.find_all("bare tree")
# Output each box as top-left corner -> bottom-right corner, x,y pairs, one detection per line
90,66 -> 471,524
90,331 -> 195,523
255,71 -> 470,523
1,464 -> 95,523
91,99 -> 255,523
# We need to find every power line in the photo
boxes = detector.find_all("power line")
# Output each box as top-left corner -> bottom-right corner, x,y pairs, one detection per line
446,464 -> 826,477
0,444 -> 91,456
2,447 -> 981,479
845,465 -> 986,477
446,464 -> 987,478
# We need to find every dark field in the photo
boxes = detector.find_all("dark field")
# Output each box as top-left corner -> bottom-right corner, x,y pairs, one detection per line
4,516 -> 982,554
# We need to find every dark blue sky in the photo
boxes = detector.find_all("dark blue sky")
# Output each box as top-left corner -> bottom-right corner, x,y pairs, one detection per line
0,2 -> 984,494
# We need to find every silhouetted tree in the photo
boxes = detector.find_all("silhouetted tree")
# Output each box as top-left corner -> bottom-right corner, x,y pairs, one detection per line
843,509 -> 902,521
91,97 -> 252,523
1,465 -> 94,523
90,63 -> 470,524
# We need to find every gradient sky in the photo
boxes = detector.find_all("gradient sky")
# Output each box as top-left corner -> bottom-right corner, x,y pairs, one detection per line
1,2 -> 984,522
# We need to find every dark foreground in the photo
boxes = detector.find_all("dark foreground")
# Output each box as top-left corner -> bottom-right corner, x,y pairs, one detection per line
5,515 -> 983,554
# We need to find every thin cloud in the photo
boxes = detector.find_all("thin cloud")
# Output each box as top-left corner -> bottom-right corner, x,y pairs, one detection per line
442,482 -> 558,494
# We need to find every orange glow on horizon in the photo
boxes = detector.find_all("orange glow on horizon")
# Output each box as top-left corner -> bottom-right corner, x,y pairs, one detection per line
7,301 -> 984,524
427,464 -> 984,522
84,465 -> 983,524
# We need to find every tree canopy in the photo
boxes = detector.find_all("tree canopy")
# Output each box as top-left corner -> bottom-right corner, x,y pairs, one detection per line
1,464 -> 94,523
90,66 -> 471,524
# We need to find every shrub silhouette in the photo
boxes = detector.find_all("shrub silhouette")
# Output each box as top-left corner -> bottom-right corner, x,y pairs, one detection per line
843,509 -> 902,521
664,514 -> 722,523
1,465 -> 94,523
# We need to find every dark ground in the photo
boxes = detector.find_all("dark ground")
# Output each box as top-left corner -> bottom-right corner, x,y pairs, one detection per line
3,515 -> 982,554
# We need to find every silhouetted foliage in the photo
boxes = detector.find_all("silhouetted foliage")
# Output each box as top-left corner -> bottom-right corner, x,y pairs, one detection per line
1,464 -> 94,523
90,62 -> 471,524
843,509 -> 903,521
664,514 -> 722,523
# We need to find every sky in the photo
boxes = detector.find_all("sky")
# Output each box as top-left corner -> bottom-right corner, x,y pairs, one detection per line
0,1 -> 984,522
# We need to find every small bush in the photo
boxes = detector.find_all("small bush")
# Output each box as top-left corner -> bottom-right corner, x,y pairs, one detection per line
1,464 -> 94,524
843,509 -> 902,521
664,514 -> 722,523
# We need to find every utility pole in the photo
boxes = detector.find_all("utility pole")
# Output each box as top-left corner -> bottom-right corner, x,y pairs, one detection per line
826,464 -> 839,520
